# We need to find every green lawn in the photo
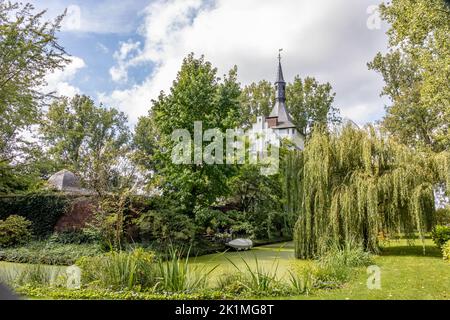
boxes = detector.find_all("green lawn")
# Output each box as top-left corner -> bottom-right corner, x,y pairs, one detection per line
190,239 -> 450,300
303,240 -> 450,300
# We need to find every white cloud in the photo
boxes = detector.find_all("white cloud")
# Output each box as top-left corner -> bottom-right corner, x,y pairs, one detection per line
96,42 -> 110,54
100,0 -> 389,125
34,0 -> 147,34
110,40 -> 142,83
45,56 -> 86,98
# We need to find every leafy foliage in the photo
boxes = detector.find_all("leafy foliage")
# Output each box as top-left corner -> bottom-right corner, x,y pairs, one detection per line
84,190 -> 141,250
15,286 -> 235,300
0,2 -> 68,192
435,207 -> 450,226
155,247 -> 216,293
41,95 -> 131,193
226,255 -> 282,295
76,248 -> 156,291
286,76 -> 341,135
135,54 -> 241,216
368,0 -> 450,152
137,209 -> 196,245
431,225 -> 450,248
228,165 -> 289,239
0,193 -> 70,236
239,77 -> 341,134
48,230 -> 98,245
0,215 -> 32,247
442,240 -> 450,260
0,241 -> 100,265
286,125 -> 450,259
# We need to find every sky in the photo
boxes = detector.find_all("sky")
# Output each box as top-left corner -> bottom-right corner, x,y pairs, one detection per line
33,0 -> 391,127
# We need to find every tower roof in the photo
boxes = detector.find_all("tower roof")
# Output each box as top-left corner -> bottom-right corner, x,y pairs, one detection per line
268,51 -> 296,129
276,59 -> 285,84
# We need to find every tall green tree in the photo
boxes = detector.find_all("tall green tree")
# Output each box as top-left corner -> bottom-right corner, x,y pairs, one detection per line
136,54 -> 241,216
240,76 -> 341,134
239,80 -> 275,129
286,125 -> 450,259
286,76 -> 341,136
0,2 -> 68,192
368,0 -> 450,152
41,95 -> 131,193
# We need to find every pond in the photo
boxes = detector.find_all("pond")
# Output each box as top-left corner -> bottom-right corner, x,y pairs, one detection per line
188,242 -> 309,281
0,242 -> 307,286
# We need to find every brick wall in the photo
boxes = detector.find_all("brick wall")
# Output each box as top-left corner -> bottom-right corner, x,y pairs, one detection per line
266,117 -> 278,128
54,197 -> 97,232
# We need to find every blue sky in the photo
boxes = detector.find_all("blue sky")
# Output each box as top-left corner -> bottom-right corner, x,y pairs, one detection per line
34,0 -> 390,126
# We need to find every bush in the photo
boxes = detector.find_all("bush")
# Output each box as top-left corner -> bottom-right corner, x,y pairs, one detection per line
137,209 -> 196,244
431,225 -> 450,248
76,248 -> 157,291
436,207 -> 450,226
288,266 -> 315,295
0,215 -> 32,247
0,242 -> 101,265
155,247 -> 216,293
14,264 -> 64,287
442,240 -> 450,261
286,242 -> 373,291
226,256 -> 283,296
0,193 -> 70,237
48,230 -> 98,245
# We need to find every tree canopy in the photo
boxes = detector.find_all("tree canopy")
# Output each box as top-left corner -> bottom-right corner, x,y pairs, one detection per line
240,77 -> 341,134
41,95 -> 131,193
368,0 -> 450,152
286,125 -> 450,259
0,2 -> 68,193
134,54 -> 242,216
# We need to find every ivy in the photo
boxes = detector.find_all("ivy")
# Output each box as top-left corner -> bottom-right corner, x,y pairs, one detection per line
0,192 -> 70,237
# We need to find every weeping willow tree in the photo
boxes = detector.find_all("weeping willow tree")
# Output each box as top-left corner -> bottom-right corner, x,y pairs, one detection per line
284,125 -> 450,259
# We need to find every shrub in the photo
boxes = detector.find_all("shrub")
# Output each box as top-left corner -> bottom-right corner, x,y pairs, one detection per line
436,207 -> 450,226
14,264 -> 64,287
155,247 -> 217,293
0,193 -> 70,237
431,225 -> 450,248
287,265 -> 315,295
48,230 -> 98,245
0,215 -> 32,247
442,240 -> 450,261
0,242 -> 101,265
76,248 -> 157,291
137,209 -> 196,244
319,241 -> 373,268
215,273 -> 247,295
226,256 -> 282,295
311,241 -> 373,288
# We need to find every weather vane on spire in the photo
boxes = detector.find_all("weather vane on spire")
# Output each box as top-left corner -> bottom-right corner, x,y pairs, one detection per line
278,48 -> 283,62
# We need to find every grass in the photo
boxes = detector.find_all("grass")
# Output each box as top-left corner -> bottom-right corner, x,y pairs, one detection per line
292,239 -> 450,300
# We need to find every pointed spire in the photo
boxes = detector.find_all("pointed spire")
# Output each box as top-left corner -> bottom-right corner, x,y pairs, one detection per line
275,49 -> 286,103
276,49 -> 285,84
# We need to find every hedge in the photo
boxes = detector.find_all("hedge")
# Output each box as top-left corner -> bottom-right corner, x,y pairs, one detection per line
0,192 -> 71,237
